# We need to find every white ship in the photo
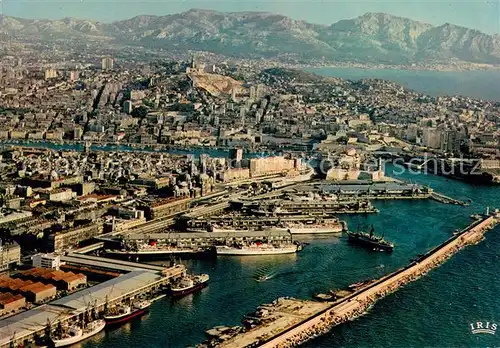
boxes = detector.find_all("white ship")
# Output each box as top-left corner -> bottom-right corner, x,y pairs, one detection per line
216,243 -> 299,256
210,223 -> 344,235
283,225 -> 344,235
52,320 -> 106,347
277,221 -> 346,235
106,246 -> 200,256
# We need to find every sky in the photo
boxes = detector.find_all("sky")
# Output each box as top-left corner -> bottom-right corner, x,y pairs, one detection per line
2,0 -> 500,34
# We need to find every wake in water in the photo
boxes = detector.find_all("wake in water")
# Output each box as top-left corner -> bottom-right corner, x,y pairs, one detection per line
253,266 -> 279,282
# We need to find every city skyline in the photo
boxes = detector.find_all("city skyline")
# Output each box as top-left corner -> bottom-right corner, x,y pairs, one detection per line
2,0 -> 500,34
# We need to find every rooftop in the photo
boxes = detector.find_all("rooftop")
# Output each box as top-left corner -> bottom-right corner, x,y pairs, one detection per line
125,230 -> 292,240
50,270 -> 161,312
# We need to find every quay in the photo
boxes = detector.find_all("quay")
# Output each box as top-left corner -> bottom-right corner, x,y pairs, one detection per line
115,230 -> 294,254
235,200 -> 379,216
0,264 -> 186,348
199,211 -> 499,348
186,217 -> 347,230
60,252 -> 168,273
430,192 -> 469,206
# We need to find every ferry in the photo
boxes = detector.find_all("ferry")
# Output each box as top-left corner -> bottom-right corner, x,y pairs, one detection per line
104,300 -> 151,325
170,274 -> 209,297
215,242 -> 300,256
52,320 -> 106,347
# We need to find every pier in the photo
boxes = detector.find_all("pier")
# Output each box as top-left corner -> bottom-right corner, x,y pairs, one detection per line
430,192 -> 469,206
199,211 -> 499,348
186,217 -> 347,229
60,253 -> 168,273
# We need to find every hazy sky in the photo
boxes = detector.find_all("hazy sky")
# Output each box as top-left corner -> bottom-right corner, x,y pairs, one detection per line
3,0 -> 500,34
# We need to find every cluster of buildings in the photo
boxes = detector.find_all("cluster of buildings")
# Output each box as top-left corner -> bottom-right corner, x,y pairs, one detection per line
0,52 -> 496,255
0,52 -> 497,164
0,250 -> 86,316
0,141 -> 307,253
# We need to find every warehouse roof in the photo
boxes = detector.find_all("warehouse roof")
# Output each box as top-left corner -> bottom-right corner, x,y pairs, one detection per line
61,253 -> 166,272
125,229 -> 292,241
51,270 -> 162,312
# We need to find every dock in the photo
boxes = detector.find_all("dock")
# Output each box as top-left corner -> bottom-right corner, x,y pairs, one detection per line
0,263 -> 186,348
199,211 -> 499,348
61,252 -> 168,273
430,192 -> 469,206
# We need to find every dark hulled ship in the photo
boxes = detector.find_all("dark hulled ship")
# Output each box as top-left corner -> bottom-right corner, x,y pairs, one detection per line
347,226 -> 394,252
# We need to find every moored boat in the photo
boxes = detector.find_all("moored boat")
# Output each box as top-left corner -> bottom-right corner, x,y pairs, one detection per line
52,320 -> 105,347
215,243 -> 299,256
170,274 -> 209,297
277,221 -> 345,235
105,246 -> 215,260
104,300 -> 151,325
347,226 -> 394,252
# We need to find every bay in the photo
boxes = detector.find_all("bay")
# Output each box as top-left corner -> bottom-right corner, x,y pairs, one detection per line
306,67 -> 500,101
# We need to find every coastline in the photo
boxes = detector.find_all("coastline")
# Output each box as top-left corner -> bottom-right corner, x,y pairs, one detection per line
259,60 -> 500,73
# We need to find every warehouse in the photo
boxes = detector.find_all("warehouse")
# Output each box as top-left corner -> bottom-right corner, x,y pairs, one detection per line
0,292 -> 25,314
0,276 -> 56,304
15,268 -> 87,291
51,270 -> 166,312
20,283 -> 56,304
124,230 -> 293,249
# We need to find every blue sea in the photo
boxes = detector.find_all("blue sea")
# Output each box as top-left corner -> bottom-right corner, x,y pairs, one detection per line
74,164 -> 500,348
307,67 -> 500,101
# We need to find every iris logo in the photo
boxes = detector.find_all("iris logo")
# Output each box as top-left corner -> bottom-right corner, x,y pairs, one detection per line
470,321 -> 497,335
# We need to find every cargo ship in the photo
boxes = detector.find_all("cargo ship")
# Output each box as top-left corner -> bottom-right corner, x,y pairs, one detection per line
347,226 -> 394,252
104,300 -> 151,325
52,319 -> 106,347
170,274 -> 209,297
215,242 -> 300,256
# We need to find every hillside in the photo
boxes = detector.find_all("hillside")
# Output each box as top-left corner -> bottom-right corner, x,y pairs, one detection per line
2,10 -> 500,65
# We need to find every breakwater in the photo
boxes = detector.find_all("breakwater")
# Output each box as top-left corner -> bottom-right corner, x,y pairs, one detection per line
260,214 -> 498,348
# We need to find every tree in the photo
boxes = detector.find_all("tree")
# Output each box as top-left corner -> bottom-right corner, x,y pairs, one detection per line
131,106 -> 148,118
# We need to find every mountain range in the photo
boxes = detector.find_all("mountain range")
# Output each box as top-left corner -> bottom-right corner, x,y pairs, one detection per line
2,9 -> 500,65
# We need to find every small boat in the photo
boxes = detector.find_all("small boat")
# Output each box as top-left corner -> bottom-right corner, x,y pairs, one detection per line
256,274 -> 272,282
104,300 -> 151,325
313,292 -> 336,302
170,274 -> 209,297
52,320 -> 105,347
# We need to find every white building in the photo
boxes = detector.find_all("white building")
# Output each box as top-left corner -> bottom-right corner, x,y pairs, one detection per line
124,100 -> 133,114
101,57 -> 114,71
32,253 -> 61,270
0,241 -> 21,272
44,69 -> 57,80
